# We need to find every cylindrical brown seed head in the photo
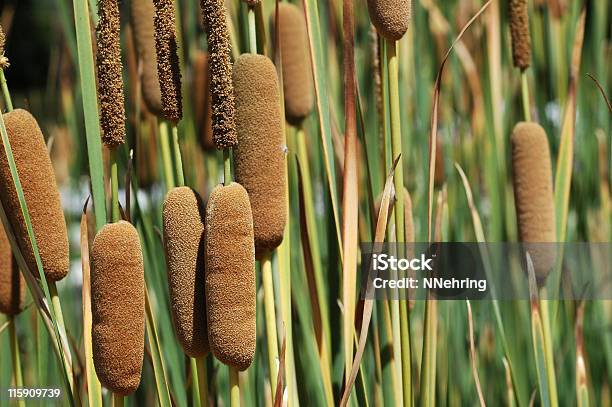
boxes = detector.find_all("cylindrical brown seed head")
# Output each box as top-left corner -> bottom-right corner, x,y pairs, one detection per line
511,122 -> 556,281
193,51 -> 215,151
367,0 -> 411,41
153,0 -> 183,122
509,0 -> 531,70
233,54 -> 286,258
162,187 -> 209,357
96,0 -> 126,148
0,109 -> 69,282
200,0 -> 237,149
131,0 -> 163,116
271,3 -> 314,125
91,221 -> 145,395
205,182 -> 256,370
0,227 -> 24,316
0,24 -> 5,55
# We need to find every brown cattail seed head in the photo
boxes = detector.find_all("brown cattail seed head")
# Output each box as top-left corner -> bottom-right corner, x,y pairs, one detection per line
233,54 -> 287,258
131,0 -> 163,116
0,24 -> 8,69
0,25 -> 5,54
205,183 -> 256,370
367,0 -> 411,41
163,187 -> 209,357
271,4 -> 314,125
153,0 -> 183,122
193,51 -> 215,151
509,0 -> 531,70
511,122 -> 556,281
97,0 -> 126,148
91,221 -> 145,395
200,0 -> 237,149
0,228 -> 24,316
0,109 -> 69,281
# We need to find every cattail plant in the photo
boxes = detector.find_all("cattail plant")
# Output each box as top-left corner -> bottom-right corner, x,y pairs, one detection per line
96,0 -> 126,149
508,0 -> 533,121
511,122 -> 556,282
0,227 -> 24,316
153,0 -> 183,123
232,53 -> 286,394
233,54 -> 286,258
0,109 -> 69,282
368,0 -> 412,403
205,182 -> 256,371
200,0 -> 237,150
508,0 -> 531,71
131,0 -> 163,116
91,220 -> 145,395
162,186 -> 209,357
367,0 -> 411,41
272,3 -> 314,125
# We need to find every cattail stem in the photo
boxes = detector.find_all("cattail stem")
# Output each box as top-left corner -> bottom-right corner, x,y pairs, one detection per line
223,149 -> 232,185
0,69 -> 13,111
247,7 -> 257,54
110,149 -> 120,222
171,125 -> 184,186
9,318 -> 25,407
229,367 -> 240,407
262,253 -> 279,392
195,357 -> 209,407
49,282 -> 77,397
521,72 -> 531,121
159,121 -> 175,190
539,295 -> 559,406
113,393 -> 124,407
386,38 -> 412,406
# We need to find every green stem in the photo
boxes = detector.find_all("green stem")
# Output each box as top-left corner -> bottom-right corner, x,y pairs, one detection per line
110,149 -> 120,223
223,148 -> 232,185
196,357 -> 209,407
159,121 -> 175,191
72,0 -> 107,231
113,393 -> 124,407
262,253 -> 279,393
172,125 -> 185,187
9,318 -> 25,407
387,38 -> 411,406
0,69 -> 13,111
521,71 -> 532,122
540,296 -> 559,407
230,367 -> 240,407
247,7 -> 257,54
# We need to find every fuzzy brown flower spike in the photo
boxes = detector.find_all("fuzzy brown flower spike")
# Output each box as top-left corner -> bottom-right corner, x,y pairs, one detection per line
509,0 -> 531,71
0,24 -> 8,69
153,0 -> 183,123
96,0 -> 126,148
200,0 -> 237,149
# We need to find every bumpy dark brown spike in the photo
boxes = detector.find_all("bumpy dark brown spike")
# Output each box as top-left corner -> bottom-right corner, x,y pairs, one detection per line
96,0 -> 126,148
199,0 -> 237,149
153,0 -> 183,122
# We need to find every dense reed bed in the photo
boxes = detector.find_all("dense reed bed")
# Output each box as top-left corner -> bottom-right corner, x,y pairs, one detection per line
0,1 -> 609,407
